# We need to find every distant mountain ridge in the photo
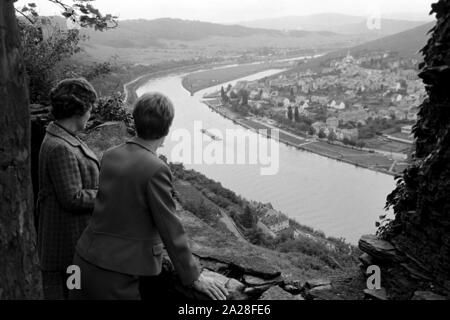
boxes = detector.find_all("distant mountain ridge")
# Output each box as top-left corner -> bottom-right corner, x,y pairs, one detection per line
288,21 -> 433,73
81,18 -> 340,48
346,21 -> 434,57
238,13 -> 428,36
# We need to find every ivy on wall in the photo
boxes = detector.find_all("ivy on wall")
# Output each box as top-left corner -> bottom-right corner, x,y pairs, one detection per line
377,0 -> 450,278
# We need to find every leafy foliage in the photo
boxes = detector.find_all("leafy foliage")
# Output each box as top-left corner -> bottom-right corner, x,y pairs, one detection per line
19,19 -> 84,104
377,0 -> 450,277
17,1 -> 118,104
19,0 -> 117,30
182,199 -> 220,224
90,92 -> 133,124
240,205 -> 257,229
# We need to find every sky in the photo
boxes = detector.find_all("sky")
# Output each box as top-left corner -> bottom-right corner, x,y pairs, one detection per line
15,0 -> 436,23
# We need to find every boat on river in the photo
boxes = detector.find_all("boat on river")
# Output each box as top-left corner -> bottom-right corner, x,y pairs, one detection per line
201,129 -> 222,141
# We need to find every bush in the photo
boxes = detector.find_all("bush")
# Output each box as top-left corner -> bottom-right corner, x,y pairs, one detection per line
182,199 -> 219,224
92,93 -> 130,122
20,19 -> 84,104
318,129 -> 327,139
245,226 -> 273,247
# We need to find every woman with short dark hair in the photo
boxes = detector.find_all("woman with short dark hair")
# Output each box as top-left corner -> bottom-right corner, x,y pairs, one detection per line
37,78 -> 100,299
71,92 -> 228,300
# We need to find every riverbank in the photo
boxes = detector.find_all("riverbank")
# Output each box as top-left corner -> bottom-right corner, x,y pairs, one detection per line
123,56 -> 302,105
123,61 -> 243,106
181,61 -> 289,94
123,65 -> 203,106
121,65 -> 394,244
202,99 -> 398,177
124,62 -> 400,176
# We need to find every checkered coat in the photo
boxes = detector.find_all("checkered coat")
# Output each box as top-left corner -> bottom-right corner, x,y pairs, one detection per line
37,122 -> 100,271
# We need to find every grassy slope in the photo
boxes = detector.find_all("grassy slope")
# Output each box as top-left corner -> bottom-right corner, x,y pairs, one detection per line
76,17 -> 374,65
182,62 -> 285,93
80,31 -> 368,65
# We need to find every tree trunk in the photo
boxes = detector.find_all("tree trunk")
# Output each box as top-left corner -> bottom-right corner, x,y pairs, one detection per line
0,0 -> 43,299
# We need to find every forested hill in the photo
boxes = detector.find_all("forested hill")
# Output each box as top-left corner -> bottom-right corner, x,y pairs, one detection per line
79,18 -> 341,48
287,21 -> 434,73
346,21 -> 434,58
238,13 -> 428,36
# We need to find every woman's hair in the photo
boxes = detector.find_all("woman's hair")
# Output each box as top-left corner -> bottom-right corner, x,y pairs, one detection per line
50,78 -> 98,120
132,93 -> 175,140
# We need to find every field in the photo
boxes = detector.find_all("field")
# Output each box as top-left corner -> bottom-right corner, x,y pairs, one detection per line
365,137 -> 412,153
182,62 -> 287,93
302,142 -> 395,172
80,30 -> 368,65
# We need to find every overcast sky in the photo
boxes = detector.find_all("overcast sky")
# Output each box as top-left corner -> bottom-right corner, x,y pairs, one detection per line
15,0 -> 436,23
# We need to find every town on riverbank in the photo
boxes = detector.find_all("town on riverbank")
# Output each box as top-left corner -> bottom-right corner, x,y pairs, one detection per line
180,51 -> 420,176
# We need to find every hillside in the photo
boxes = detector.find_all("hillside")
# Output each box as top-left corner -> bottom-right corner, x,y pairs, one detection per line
74,17 -> 373,64
287,21 -> 433,74
239,13 -> 427,36
238,13 -> 364,31
82,17 -> 340,48
42,16 -> 377,64
347,21 -> 434,57
331,18 -> 428,36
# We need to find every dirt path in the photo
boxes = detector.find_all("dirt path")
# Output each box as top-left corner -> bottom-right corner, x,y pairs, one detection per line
218,210 -> 247,243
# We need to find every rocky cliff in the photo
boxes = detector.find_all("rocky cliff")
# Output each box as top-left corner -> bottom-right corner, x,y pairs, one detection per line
358,0 -> 450,301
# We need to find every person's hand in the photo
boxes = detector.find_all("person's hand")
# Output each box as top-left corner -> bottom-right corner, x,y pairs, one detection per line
192,273 -> 229,300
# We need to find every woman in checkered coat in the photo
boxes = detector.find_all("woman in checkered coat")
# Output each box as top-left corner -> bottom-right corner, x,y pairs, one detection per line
37,78 -> 100,299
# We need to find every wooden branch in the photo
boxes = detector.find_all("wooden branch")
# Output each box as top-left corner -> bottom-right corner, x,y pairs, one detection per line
14,8 -> 35,24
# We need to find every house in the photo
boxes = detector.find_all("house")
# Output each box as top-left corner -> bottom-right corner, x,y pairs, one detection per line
268,220 -> 290,233
338,110 -> 370,123
299,109 -> 313,117
335,128 -> 359,141
407,111 -> 418,121
326,117 -> 339,129
338,102 -> 346,110
312,122 -> 329,136
329,100 -> 345,110
401,125 -> 413,135
272,96 -> 285,107
233,81 -> 248,94
301,101 -> 311,110
260,209 -> 291,234
311,95 -> 329,105
295,96 -> 308,104
377,109 -> 392,120
261,90 -> 271,101
394,110 -> 407,120
292,229 -> 316,241
249,90 -> 260,100
329,100 -> 337,109
353,103 -> 364,111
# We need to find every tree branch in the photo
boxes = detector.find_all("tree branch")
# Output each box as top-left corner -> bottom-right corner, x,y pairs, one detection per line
15,8 -> 35,24
47,0 -> 71,11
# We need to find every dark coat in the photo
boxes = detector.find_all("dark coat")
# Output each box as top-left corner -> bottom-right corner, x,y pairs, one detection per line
76,138 -> 201,286
37,122 -> 100,271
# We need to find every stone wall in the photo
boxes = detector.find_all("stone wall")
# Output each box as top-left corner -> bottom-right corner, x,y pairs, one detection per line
372,0 -> 450,299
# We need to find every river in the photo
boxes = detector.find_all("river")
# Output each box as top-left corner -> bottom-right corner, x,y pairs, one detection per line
136,69 -> 395,244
